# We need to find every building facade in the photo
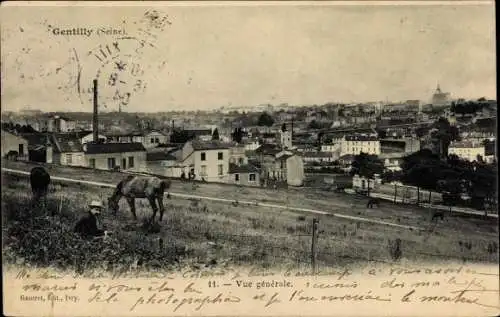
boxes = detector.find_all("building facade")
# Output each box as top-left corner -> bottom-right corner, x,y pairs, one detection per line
84,143 -> 147,172
448,141 -> 487,162
340,135 -> 380,156
1,130 -> 28,160
191,141 -> 230,182
228,164 -> 260,187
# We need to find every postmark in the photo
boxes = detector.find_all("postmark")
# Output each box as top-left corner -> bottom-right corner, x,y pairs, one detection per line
75,10 -> 171,111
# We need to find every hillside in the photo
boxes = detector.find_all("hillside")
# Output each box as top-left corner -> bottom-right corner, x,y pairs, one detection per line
2,161 -> 498,273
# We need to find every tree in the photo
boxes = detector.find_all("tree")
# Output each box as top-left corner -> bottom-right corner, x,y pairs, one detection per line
351,153 -> 384,196
258,112 -> 274,127
231,127 -> 244,143
401,149 -> 444,204
415,127 -> 428,138
308,120 -> 321,130
170,129 -> 194,143
376,129 -> 387,139
430,117 -> 460,159
212,128 -> 220,141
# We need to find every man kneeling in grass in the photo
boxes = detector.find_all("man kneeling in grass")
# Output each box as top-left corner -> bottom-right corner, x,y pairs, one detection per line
74,200 -> 111,239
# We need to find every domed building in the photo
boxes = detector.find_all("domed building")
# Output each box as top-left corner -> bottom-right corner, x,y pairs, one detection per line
432,84 -> 451,106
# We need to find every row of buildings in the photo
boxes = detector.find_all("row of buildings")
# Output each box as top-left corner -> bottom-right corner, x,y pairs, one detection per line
1,127 -> 305,188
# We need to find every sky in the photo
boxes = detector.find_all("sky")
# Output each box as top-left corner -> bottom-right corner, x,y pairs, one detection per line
0,1 -> 496,113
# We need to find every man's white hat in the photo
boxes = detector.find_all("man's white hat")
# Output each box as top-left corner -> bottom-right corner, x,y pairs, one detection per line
89,200 -> 104,210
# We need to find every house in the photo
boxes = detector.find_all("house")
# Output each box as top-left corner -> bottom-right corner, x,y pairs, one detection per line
294,141 -> 317,153
255,144 -> 305,186
228,163 -> 260,187
83,142 -> 147,172
105,131 -> 143,143
77,131 -> 107,144
184,128 -> 213,142
156,140 -> 230,182
260,132 -> 277,144
379,153 -> 405,172
380,138 -> 420,155
340,134 -> 380,157
352,174 -> 381,193
448,140 -> 487,162
42,115 -> 76,132
244,139 -> 260,151
320,142 -> 341,156
302,151 -> 337,164
188,140 -> 231,182
229,144 -> 248,166
277,129 -> 293,149
50,133 -> 86,167
146,150 -> 181,177
1,130 -> 29,161
142,130 -> 169,148
338,154 -> 355,173
19,132 -> 53,163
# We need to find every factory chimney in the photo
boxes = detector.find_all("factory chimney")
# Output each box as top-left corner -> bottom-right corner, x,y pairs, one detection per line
93,79 -> 98,143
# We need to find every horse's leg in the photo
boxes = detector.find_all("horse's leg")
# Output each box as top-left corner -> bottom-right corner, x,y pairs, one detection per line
148,196 -> 158,223
157,195 -> 165,222
127,197 -> 137,220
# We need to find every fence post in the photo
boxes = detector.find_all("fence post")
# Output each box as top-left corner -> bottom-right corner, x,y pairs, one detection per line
311,218 -> 319,274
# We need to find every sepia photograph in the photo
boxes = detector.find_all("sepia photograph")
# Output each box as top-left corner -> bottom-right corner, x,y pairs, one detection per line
1,1 -> 498,316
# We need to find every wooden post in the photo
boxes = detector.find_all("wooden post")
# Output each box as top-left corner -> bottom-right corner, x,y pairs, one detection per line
311,218 -> 319,274
394,184 -> 397,203
417,187 -> 420,206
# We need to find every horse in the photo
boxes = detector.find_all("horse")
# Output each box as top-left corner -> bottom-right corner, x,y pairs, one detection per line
30,166 -> 51,200
108,175 -> 172,223
431,210 -> 445,222
366,198 -> 380,209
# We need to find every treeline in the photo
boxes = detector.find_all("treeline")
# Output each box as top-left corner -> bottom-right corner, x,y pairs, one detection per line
450,99 -> 496,116
350,148 -> 497,210
401,149 -> 496,209
2,122 -> 38,133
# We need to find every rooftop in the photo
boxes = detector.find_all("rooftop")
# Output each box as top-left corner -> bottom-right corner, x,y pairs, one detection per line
51,133 -> 84,153
255,143 -> 281,155
345,135 -> 379,141
85,142 -> 146,154
146,151 -> 177,161
18,132 -> 49,148
191,140 -> 231,151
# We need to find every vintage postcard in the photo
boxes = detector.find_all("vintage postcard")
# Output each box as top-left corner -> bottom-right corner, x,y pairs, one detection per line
1,1 -> 498,316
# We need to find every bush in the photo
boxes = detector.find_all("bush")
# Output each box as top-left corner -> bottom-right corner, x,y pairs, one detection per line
2,194 -> 180,272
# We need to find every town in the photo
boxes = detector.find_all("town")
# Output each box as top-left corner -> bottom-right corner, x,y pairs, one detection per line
1,84 -> 497,212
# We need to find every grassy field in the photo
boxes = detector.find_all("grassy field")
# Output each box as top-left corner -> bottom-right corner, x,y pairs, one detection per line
2,163 -> 498,273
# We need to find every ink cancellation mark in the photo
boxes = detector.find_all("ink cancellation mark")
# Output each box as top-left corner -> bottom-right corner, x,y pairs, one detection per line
78,37 -> 152,110
77,35 -> 167,110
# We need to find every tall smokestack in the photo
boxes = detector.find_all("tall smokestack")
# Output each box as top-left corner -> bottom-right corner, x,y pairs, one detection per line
93,79 -> 98,143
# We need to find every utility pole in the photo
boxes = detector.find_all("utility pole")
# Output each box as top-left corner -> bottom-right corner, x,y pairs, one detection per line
311,218 -> 319,274
92,79 -> 99,143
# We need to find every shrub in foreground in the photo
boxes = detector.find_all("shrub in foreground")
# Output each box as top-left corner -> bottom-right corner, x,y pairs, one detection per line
2,194 -> 181,272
